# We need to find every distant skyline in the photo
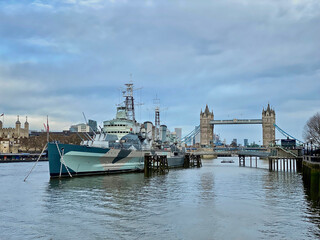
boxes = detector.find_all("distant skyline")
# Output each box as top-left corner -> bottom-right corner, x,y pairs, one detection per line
0,0 -> 319,144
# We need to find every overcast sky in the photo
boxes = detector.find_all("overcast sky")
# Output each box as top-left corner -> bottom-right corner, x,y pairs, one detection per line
0,0 -> 319,144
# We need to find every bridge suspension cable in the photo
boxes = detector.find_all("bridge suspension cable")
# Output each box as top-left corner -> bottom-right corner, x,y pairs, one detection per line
181,125 -> 200,144
273,124 -> 304,145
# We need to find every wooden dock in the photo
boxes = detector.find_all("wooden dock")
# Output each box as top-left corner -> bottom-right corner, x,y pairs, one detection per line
268,157 -> 302,172
144,154 -> 169,175
144,153 -> 202,176
184,153 -> 202,168
268,146 -> 303,172
238,155 -> 259,168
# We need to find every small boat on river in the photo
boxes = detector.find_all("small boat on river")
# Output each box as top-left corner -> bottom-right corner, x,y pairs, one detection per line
221,160 -> 234,163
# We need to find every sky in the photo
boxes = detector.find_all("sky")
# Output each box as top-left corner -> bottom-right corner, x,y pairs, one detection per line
0,0 -> 319,144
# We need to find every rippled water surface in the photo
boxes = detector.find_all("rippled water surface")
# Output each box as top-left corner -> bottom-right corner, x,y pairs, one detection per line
1,158 -> 320,240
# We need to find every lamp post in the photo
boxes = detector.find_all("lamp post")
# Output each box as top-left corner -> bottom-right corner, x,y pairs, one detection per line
303,142 -> 308,155
308,138 -> 313,156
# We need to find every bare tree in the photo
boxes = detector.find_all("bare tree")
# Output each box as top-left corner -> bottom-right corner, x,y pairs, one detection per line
303,112 -> 320,146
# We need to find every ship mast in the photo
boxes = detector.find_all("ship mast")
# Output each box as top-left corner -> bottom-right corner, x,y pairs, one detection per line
124,83 -> 135,122
121,78 -> 142,122
153,95 -> 161,140
154,95 -> 160,128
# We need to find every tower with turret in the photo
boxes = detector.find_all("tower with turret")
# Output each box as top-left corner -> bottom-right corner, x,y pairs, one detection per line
0,115 -> 30,153
0,115 -> 29,139
24,116 -> 29,134
200,105 -> 214,147
262,104 -> 276,146
15,115 -> 21,137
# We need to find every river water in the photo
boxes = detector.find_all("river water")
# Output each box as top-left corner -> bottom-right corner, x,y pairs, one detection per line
1,157 -> 319,240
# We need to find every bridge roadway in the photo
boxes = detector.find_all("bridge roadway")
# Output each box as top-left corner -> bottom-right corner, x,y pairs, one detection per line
211,119 -> 263,125
188,147 -> 270,158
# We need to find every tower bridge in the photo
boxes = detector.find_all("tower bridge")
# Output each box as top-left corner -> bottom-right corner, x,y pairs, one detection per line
200,104 -> 275,147
182,103 -> 302,148
182,104 -> 304,172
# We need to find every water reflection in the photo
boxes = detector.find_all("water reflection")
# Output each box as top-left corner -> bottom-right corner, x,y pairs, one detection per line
199,171 -> 215,201
3,161 -> 320,239
302,168 -> 320,206
46,173 -> 152,214
48,173 -> 146,190
301,166 -> 320,239
45,173 -> 175,239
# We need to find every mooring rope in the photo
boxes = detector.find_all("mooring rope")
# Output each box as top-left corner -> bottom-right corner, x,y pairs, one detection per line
23,143 -> 48,182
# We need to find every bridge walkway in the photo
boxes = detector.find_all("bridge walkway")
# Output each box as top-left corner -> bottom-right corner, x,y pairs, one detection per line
187,146 -> 303,172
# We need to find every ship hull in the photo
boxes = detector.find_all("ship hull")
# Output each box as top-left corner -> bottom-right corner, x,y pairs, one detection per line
167,156 -> 185,168
48,142 -> 184,178
48,143 -> 145,177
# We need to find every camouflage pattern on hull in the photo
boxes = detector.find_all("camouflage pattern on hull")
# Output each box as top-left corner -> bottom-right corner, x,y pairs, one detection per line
48,143 -> 145,177
48,142 -> 185,178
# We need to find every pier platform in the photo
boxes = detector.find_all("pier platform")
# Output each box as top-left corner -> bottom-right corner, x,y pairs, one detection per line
0,153 -> 47,163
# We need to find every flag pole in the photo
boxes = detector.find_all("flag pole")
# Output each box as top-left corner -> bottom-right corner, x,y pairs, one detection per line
47,115 -> 49,143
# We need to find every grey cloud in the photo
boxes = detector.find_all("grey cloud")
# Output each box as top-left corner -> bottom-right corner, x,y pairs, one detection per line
0,0 -> 319,141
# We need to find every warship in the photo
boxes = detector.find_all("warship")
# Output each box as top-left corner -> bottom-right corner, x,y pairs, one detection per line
48,83 -> 185,178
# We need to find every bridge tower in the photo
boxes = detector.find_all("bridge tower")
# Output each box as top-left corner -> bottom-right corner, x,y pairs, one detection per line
262,104 -> 276,147
200,105 -> 214,147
